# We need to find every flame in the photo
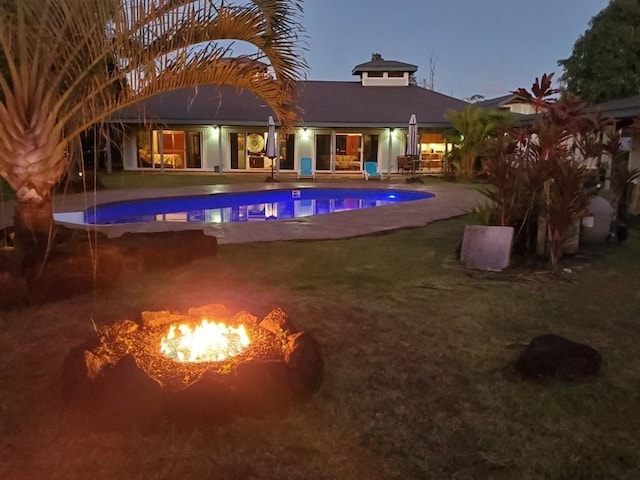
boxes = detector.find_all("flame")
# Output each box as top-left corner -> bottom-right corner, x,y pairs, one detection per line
160,319 -> 251,363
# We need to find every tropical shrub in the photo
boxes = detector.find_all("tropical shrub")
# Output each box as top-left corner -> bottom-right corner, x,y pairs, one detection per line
478,74 -> 595,270
445,105 -> 512,180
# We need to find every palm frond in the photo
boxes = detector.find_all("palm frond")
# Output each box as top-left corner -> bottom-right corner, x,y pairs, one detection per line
0,0 -> 306,201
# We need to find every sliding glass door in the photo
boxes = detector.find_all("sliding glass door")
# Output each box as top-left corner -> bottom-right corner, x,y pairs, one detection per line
136,129 -> 202,169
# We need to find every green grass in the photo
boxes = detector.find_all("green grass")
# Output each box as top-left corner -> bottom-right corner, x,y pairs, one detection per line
96,170 -> 451,190
1,215 -> 640,479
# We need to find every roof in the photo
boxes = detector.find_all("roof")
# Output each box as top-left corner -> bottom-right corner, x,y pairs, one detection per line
587,94 -> 640,120
112,81 -> 469,128
351,59 -> 418,75
475,94 -> 528,110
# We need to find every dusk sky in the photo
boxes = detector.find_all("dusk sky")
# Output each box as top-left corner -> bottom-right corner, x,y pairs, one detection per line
301,0 -> 610,100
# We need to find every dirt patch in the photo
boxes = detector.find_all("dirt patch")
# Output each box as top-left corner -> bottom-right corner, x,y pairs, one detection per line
0,227 -> 217,310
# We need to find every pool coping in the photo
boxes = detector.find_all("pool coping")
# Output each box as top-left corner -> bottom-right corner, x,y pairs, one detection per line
2,182 -> 483,244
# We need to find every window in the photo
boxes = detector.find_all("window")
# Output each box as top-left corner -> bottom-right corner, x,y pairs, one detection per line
230,133 -> 246,169
335,134 -> 362,171
186,132 -> 202,168
367,71 -> 383,78
136,129 -> 202,169
388,71 -> 404,78
280,134 -> 295,170
136,130 -> 157,168
315,134 -> 331,171
230,131 -> 291,171
363,134 -> 379,163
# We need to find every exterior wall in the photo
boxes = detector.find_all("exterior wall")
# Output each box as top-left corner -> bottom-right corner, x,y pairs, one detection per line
361,72 -> 409,87
123,130 -> 138,170
121,124 -> 432,175
204,126 -> 221,171
505,103 -> 536,115
386,128 -> 409,173
296,128 -> 314,162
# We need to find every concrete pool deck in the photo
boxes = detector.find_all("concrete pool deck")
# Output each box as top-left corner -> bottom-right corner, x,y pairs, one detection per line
1,181 -> 483,244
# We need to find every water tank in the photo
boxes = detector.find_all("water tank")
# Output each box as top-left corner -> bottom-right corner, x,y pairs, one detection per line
581,196 -> 613,244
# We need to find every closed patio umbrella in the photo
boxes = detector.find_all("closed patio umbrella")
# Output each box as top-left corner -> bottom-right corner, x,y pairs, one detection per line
265,115 -> 278,181
406,113 -> 420,177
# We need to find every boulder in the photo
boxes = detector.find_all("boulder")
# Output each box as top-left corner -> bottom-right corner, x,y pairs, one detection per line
284,332 -> 324,398
259,307 -> 298,338
88,355 -> 164,430
233,359 -> 296,417
514,334 -> 602,381
166,370 -> 237,426
0,229 -> 217,309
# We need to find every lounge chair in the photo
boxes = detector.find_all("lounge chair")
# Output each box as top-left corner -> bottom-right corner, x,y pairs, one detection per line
298,157 -> 315,179
363,161 -> 384,180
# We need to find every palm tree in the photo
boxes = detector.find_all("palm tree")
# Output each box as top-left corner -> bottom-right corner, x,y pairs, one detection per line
0,0 -> 306,266
445,105 -> 512,179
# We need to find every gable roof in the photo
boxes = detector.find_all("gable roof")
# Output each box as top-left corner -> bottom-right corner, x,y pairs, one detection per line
113,81 -> 469,128
475,94 -> 530,110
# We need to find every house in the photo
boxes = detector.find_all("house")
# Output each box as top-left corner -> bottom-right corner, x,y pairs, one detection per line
587,94 -> 640,214
587,94 -> 640,171
111,54 -> 468,175
475,94 -> 538,115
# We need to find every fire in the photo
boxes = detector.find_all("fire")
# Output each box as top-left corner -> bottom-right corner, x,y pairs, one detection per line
159,319 -> 251,363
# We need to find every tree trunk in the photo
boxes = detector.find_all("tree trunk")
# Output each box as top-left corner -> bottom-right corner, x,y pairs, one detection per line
13,198 -> 55,271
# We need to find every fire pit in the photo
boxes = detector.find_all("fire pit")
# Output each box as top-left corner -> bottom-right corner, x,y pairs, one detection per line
62,304 -> 324,429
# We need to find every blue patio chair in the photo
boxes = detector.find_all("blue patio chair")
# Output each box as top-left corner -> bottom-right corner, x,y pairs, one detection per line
363,161 -> 384,180
298,157 -> 315,179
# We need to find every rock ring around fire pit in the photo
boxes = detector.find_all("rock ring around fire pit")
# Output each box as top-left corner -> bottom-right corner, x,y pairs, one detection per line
62,304 -> 324,430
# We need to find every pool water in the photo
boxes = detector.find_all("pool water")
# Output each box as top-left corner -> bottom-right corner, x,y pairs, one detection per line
77,188 -> 433,225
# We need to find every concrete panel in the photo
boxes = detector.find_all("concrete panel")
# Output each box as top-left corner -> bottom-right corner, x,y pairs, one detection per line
460,225 -> 514,272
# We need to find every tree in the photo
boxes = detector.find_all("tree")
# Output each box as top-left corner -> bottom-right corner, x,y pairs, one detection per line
444,105 -> 512,179
464,94 -> 485,103
0,0 -> 306,267
558,0 -> 640,103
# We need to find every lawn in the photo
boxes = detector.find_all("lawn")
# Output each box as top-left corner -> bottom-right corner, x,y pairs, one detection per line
1,210 -> 639,479
95,170 -> 451,189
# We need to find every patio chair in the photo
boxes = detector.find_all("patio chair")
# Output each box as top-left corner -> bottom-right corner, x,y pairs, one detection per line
397,155 -> 412,174
298,157 -> 315,179
363,161 -> 384,180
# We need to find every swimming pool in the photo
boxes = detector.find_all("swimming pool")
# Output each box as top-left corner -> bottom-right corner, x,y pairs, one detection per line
58,188 -> 433,225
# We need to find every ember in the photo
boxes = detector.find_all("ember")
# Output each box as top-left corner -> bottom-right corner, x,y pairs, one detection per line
160,319 -> 251,363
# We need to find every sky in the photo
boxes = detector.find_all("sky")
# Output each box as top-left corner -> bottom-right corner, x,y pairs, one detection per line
300,0 -> 610,100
